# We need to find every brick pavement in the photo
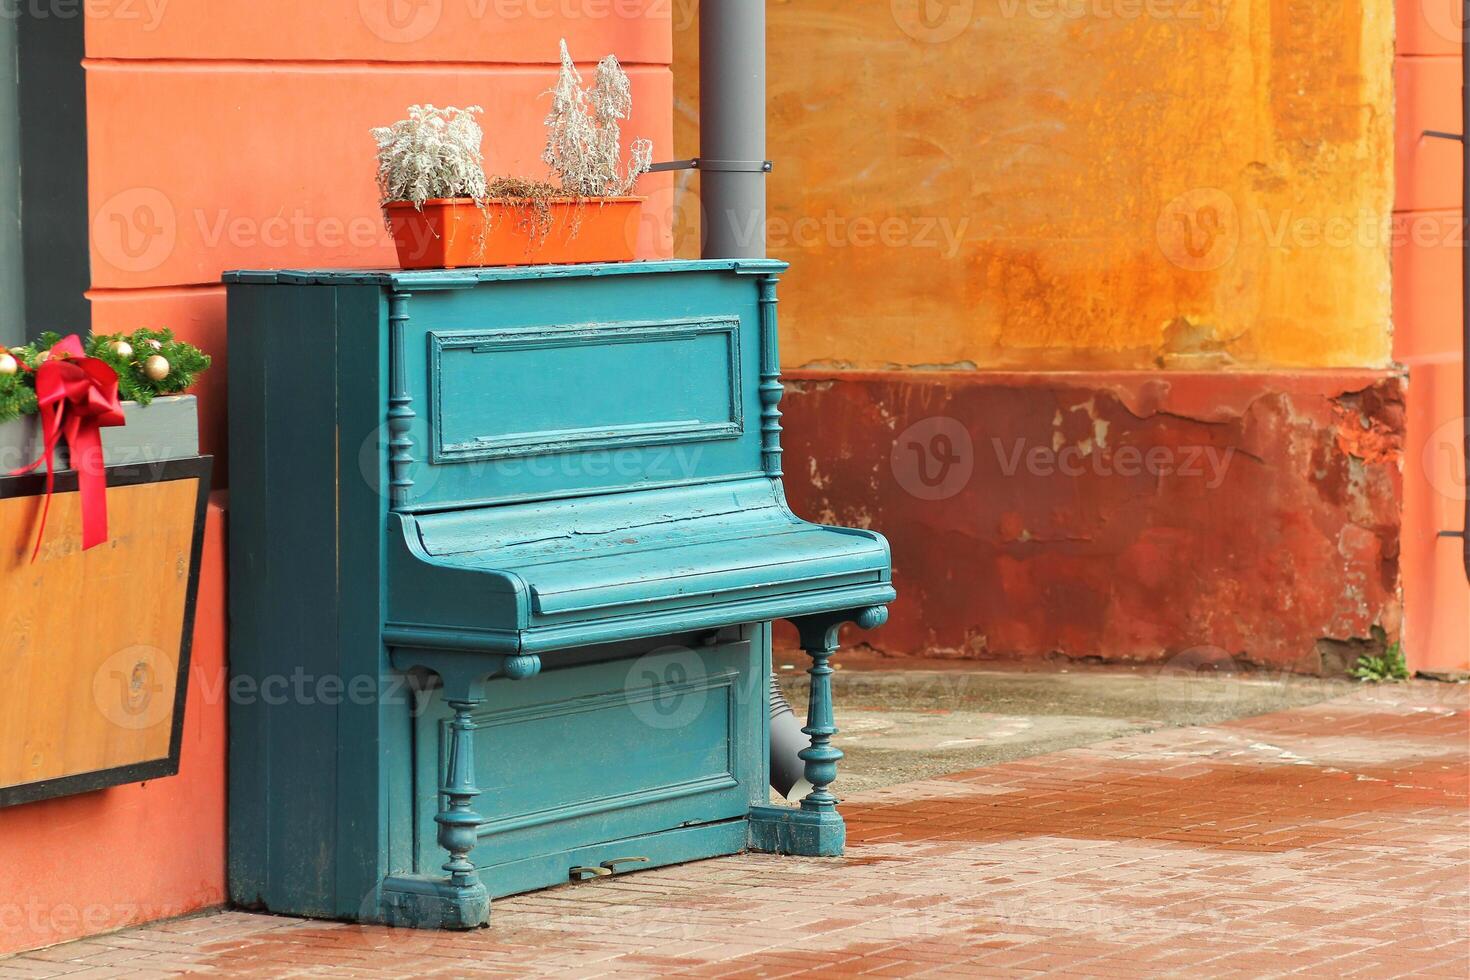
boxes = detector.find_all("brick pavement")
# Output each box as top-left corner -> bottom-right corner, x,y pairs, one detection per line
2,683 -> 1466,978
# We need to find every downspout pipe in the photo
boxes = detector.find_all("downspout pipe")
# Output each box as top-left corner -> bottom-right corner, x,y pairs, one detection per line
699,0 -> 766,259
696,2 -> 811,797
769,675 -> 814,800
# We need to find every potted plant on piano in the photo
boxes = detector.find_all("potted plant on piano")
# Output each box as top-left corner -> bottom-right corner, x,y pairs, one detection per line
373,39 -> 654,269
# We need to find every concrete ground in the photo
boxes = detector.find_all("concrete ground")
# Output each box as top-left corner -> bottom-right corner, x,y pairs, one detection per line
773,651 -> 1359,794
2,670 -> 1466,978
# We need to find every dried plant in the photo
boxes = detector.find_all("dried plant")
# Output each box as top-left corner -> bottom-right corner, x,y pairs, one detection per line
486,176 -> 563,243
542,39 -> 654,197
371,104 -> 489,210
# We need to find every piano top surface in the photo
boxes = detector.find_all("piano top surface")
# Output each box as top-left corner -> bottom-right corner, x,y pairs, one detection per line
222,258 -> 789,289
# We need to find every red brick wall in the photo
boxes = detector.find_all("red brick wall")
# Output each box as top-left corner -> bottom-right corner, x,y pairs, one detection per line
780,370 -> 1405,673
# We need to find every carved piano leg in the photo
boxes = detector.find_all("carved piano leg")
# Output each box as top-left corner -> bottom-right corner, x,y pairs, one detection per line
379,654 -> 544,930
438,699 -> 488,894
748,606 -> 889,857
797,625 -> 842,821
378,693 -> 491,930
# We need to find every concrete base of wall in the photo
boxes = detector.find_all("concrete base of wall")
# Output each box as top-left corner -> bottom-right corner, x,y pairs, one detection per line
780,370 -> 1407,674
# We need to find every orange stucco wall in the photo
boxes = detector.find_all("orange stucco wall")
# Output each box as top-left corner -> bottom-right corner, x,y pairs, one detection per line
89,3 -> 674,466
675,1 -> 1395,371
1,2 -> 673,954
0,502 -> 226,956
1394,0 -> 1469,672
676,5 -> 1468,671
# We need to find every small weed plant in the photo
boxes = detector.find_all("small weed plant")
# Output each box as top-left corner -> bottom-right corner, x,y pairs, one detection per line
1349,642 -> 1410,683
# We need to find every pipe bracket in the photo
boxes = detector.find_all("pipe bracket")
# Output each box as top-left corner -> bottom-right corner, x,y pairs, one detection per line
648,158 -> 773,174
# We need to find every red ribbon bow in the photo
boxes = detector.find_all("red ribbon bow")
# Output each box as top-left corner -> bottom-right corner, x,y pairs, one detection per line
11,335 -> 126,560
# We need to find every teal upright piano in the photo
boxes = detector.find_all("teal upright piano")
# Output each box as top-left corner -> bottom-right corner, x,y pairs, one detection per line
225,259 -> 894,929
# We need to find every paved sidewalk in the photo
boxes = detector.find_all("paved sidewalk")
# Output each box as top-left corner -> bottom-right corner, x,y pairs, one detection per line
775,652 -> 1356,793
3,683 -> 1466,978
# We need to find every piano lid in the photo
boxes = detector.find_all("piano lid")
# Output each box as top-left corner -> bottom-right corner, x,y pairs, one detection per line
387,479 -> 894,654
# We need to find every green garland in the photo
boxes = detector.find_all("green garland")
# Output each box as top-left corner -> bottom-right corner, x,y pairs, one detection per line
0,328 -> 212,425
0,365 -> 37,424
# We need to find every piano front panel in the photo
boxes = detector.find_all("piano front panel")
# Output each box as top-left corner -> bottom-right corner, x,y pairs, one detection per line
412,635 -> 766,897
398,270 -> 772,510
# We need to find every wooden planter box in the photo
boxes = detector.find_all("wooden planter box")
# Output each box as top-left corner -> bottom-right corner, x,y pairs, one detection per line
0,396 -> 211,808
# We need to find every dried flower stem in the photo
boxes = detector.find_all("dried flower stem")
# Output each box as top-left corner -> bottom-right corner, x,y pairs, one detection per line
542,39 -> 653,197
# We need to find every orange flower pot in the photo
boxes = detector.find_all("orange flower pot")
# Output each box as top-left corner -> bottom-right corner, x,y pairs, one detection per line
385,197 -> 643,269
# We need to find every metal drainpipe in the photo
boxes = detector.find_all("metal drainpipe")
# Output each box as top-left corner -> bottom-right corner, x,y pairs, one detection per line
699,0 -> 766,259
695,2 -> 811,797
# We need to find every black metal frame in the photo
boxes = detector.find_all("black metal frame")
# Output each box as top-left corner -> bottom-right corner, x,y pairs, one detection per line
16,9 -> 91,334
0,455 -> 213,808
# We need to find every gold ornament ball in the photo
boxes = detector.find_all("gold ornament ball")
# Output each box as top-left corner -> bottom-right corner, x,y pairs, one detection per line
0,353 -> 15,376
144,354 -> 170,381
110,340 -> 134,358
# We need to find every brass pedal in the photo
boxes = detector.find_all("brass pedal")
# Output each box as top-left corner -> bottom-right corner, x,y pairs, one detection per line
569,865 -> 613,881
599,856 -> 650,872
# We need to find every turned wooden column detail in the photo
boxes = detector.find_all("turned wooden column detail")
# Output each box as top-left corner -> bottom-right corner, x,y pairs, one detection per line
757,274 -> 784,478
383,650 -> 541,919
387,289 -> 415,508
791,605 -> 889,813
437,699 -> 484,890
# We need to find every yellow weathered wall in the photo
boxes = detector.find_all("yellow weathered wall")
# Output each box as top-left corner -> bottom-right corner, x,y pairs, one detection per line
673,0 -> 1394,370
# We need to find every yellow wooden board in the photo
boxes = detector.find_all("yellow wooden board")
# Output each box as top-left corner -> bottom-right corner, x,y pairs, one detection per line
0,477 -> 199,792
